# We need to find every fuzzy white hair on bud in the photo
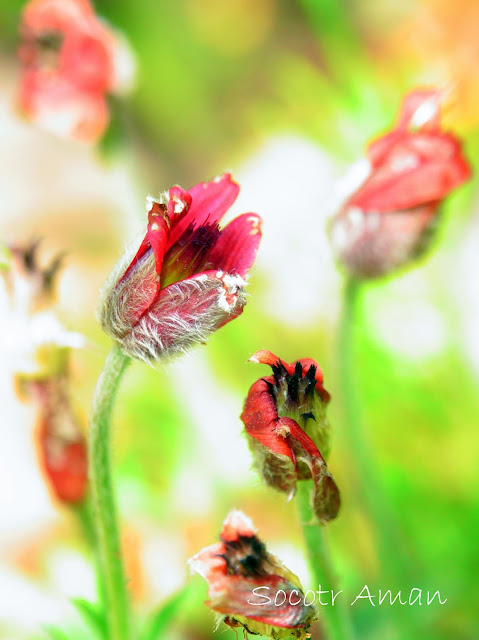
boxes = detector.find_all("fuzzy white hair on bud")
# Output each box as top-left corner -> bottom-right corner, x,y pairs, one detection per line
99,255 -> 247,363
215,272 -> 246,312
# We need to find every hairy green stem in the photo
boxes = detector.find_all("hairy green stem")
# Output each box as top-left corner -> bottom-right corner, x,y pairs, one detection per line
88,344 -> 131,640
339,278 -> 413,584
297,481 -> 354,640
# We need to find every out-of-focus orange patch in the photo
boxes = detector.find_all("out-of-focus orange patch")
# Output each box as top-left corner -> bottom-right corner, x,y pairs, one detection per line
122,526 -> 147,603
385,0 -> 479,130
11,526 -> 54,576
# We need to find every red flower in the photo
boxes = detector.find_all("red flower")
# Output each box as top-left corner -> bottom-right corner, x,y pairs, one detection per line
330,88 -> 471,278
241,351 -> 339,523
99,173 -> 262,362
189,510 -> 317,639
18,0 -> 134,142
30,377 -> 88,504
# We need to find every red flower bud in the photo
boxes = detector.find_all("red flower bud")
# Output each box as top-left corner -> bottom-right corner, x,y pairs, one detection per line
30,376 -> 88,504
330,89 -> 471,278
241,351 -> 339,523
189,510 -> 317,639
99,174 -> 262,362
18,0 -> 134,142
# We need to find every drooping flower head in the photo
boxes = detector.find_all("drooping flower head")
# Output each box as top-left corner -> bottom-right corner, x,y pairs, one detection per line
189,510 -> 317,639
330,88 -> 472,279
241,351 -> 340,523
99,173 -> 262,363
18,0 -> 134,142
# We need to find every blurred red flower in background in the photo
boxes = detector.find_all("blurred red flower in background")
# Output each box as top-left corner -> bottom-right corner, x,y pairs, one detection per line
1,242 -> 87,505
99,173 -> 262,362
18,0 -> 134,142
241,350 -> 339,523
29,376 -> 87,504
330,88 -> 471,278
189,510 -> 317,639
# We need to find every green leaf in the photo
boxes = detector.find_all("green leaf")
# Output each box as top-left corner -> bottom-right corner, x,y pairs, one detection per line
72,598 -> 108,640
142,583 -> 194,640
43,626 -> 70,640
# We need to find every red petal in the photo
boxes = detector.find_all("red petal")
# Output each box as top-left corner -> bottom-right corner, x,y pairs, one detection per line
278,417 -> 322,459
120,201 -> 170,289
280,417 -> 340,522
146,202 -> 170,279
353,132 -> 471,212
208,213 -> 262,277
241,378 -> 293,460
248,350 -> 297,377
167,173 -> 240,248
167,186 -> 192,223
248,350 -> 281,366
212,574 -> 314,629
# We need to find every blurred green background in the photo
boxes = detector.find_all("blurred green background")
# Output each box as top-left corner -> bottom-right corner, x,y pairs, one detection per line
0,1 -> 478,640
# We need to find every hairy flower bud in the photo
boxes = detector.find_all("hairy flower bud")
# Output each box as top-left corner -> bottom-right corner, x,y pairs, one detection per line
330,89 -> 471,279
98,174 -> 262,362
18,0 -> 135,142
189,510 -> 317,639
241,351 -> 339,523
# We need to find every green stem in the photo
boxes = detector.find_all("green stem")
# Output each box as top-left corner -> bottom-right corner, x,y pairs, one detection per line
297,481 -> 354,640
88,344 -> 131,640
339,278 -> 413,583
72,498 -> 106,605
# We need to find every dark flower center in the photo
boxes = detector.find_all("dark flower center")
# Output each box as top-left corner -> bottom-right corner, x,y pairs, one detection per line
265,360 -> 331,459
160,221 -> 221,288
267,361 -> 318,417
219,533 -> 268,578
22,29 -> 64,70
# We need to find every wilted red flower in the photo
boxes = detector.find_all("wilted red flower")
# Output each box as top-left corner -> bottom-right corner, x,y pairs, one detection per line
99,173 -> 262,362
330,88 -> 471,278
18,0 -> 134,142
29,376 -> 88,504
241,351 -> 339,523
189,510 -> 317,639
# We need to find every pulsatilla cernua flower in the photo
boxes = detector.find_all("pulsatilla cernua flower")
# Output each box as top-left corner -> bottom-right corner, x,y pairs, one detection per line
99,173 -> 262,362
241,351 -> 340,523
189,510 -> 317,639
330,88 -> 471,279
18,0 -> 134,142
